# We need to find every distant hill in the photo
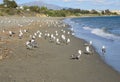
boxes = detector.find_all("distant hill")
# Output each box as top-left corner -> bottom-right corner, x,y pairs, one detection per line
20,1 -> 63,10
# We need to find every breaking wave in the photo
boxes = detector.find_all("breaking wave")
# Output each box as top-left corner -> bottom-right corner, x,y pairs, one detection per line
83,26 -> 120,41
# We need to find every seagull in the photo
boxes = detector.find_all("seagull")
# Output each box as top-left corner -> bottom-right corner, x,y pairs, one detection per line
37,30 -> 40,34
26,40 -> 32,49
71,50 -> 82,60
89,41 -> 92,46
72,33 -> 75,36
66,38 -> 70,45
61,34 -> 66,43
34,33 -> 37,36
84,41 -> 92,46
56,38 -> 60,45
24,29 -> 27,33
67,32 -> 70,35
102,46 -> 106,54
38,34 -> 42,38
31,39 -> 38,48
76,50 -> 82,60
19,32 -> 23,39
9,31 -> 15,37
63,30 -> 66,34
85,46 -> 91,55
32,35 -> 36,39
47,33 -> 50,38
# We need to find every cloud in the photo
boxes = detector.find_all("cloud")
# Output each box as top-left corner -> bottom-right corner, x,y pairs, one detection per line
61,0 -> 107,4
64,0 -> 120,6
76,0 -> 105,3
63,0 -> 71,2
93,0 -> 120,6
32,0 -> 120,7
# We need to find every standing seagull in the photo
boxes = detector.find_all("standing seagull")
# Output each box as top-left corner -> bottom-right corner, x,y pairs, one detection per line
26,40 -> 32,49
19,30 -> 23,39
71,50 -> 82,60
102,46 -> 106,54
89,41 -> 92,46
9,31 -> 15,37
76,50 -> 82,60
66,38 -> 70,45
85,46 -> 92,55
56,38 -> 60,45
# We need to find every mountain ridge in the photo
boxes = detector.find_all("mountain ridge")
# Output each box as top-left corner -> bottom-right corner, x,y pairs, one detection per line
20,1 -> 63,10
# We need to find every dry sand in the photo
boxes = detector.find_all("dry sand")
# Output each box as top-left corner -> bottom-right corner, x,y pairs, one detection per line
0,17 -> 119,82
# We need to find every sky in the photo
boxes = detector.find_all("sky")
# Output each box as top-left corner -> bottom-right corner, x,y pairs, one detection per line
0,0 -> 120,10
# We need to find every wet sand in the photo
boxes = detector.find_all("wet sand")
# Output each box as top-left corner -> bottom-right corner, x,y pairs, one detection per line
0,17 -> 120,82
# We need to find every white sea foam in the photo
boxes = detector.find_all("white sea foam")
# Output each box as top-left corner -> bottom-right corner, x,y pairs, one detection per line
64,17 -> 120,73
83,26 -> 120,40
83,26 -> 93,30
91,28 -> 120,40
64,18 -> 120,41
65,18 -> 120,72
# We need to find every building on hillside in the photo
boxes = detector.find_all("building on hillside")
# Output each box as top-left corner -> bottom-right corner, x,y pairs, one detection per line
111,10 -> 120,15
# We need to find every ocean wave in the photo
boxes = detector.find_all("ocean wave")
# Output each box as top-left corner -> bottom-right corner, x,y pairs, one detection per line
64,18 -> 120,41
64,17 -> 120,73
83,26 -> 93,30
83,26 -> 120,40
91,28 -> 120,40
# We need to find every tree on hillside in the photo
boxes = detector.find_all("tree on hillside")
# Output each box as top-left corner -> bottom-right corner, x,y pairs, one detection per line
3,0 -> 18,8
80,10 -> 90,14
105,9 -> 111,15
3,0 -> 8,4
101,10 -> 105,14
90,9 -> 99,14
40,6 -> 48,13
29,6 -> 40,13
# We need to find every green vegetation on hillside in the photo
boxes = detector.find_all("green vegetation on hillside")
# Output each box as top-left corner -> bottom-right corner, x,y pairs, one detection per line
0,0 -> 118,17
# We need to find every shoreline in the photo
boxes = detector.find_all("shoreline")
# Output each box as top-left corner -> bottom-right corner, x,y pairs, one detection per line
64,15 -> 120,18
63,18 -> 120,74
63,16 -> 120,73
0,17 -> 120,82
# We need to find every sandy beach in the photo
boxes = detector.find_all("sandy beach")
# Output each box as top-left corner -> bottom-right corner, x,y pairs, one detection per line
0,17 -> 120,82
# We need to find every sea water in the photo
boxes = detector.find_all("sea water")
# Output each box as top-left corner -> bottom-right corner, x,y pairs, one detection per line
64,16 -> 120,72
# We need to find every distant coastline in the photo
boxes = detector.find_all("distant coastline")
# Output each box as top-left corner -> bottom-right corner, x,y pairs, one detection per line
64,14 -> 120,18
